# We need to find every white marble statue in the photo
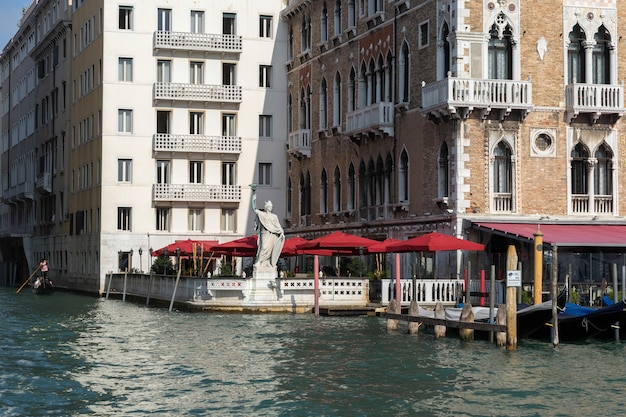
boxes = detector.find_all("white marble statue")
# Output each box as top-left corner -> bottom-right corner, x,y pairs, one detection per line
251,185 -> 284,269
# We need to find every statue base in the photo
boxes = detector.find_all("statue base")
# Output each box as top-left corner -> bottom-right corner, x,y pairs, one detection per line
245,266 -> 278,304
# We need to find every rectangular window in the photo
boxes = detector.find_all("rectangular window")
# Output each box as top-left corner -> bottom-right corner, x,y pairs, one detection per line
158,8 -> 172,31
118,159 -> 132,182
223,63 -> 236,85
156,160 -> 170,184
157,110 -> 171,134
222,113 -> 237,136
118,109 -> 132,133
259,115 -> 272,138
189,161 -> 203,184
119,6 -> 133,30
419,21 -> 429,48
223,13 -> 236,35
190,11 -> 204,33
259,65 -> 272,88
221,209 -> 236,232
222,162 -> 236,186
189,112 -> 204,134
188,209 -> 203,231
190,61 -> 204,84
117,207 -> 131,230
156,208 -> 169,231
157,60 -> 171,83
118,57 -> 132,81
258,162 -> 272,186
259,15 -> 272,38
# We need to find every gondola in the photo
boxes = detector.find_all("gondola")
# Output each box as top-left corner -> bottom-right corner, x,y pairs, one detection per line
514,288 -> 568,339
526,296 -> 626,341
31,277 -> 55,295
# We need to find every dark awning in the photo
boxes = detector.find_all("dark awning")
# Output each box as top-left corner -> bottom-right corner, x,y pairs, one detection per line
472,222 -> 626,247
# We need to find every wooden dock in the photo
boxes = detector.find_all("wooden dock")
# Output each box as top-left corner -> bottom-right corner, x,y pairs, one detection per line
379,311 -> 507,333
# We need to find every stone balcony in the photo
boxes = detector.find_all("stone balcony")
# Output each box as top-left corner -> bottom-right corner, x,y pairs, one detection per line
152,184 -> 241,202
421,77 -> 533,121
153,83 -> 242,104
153,31 -> 242,54
36,173 -> 52,194
345,101 -> 394,141
565,83 -> 625,123
153,134 -> 241,154
288,129 -> 311,159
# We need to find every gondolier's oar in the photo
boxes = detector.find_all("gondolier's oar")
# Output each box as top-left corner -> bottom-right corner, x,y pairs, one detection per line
16,265 -> 41,294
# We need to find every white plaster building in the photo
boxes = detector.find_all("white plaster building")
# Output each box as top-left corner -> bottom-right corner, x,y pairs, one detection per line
1,0 -> 288,292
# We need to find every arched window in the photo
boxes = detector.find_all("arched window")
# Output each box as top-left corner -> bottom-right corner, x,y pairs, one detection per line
399,150 -> 409,201
334,0 -> 342,36
384,153 -> 393,204
320,77 -> 328,129
333,166 -> 341,212
287,93 -> 293,132
571,143 -> 589,195
375,156 -> 384,205
399,41 -> 410,102
321,3 -> 328,43
305,172 -> 311,215
348,163 -> 355,210
359,161 -> 367,207
438,142 -> 449,198
287,178 -> 292,217
368,159 -> 376,205
595,143 -> 613,196
359,62 -> 368,108
593,25 -> 611,84
384,52 -> 393,102
369,58 -> 377,105
493,141 -> 511,194
299,174 -> 306,216
320,168 -> 328,213
348,0 -> 356,27
488,14 -> 513,80
441,22 -> 451,78
568,24 -> 586,83
299,88 -> 307,129
377,55 -> 384,103
333,72 -> 341,127
348,67 -> 356,111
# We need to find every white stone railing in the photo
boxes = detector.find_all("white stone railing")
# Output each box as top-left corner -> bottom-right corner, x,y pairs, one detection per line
288,129 -> 311,158
594,195 -> 613,214
279,278 -> 366,302
153,31 -> 242,52
153,134 -> 241,154
345,101 -> 394,135
565,83 -> 624,121
422,78 -> 533,110
380,278 -> 505,307
492,193 -> 512,213
154,83 -> 242,103
152,184 -> 241,202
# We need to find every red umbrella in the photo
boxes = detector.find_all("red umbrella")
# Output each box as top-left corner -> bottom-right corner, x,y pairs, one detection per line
280,236 -> 308,257
385,232 -> 484,252
366,237 -> 402,253
152,239 -> 218,257
296,231 -> 380,255
211,235 -> 258,257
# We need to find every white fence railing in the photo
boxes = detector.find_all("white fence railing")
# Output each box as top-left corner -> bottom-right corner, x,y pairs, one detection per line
380,278 -> 505,307
152,184 -> 241,202
153,134 -> 241,154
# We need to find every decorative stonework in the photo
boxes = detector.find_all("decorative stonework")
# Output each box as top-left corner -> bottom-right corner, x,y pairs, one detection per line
530,128 -> 557,157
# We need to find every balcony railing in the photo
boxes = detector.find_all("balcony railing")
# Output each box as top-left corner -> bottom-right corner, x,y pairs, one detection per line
153,83 -> 242,103
153,184 -> 241,202
153,31 -> 242,53
492,193 -> 513,213
288,129 -> 311,158
565,83 -> 625,122
571,194 -> 614,214
153,134 -> 241,154
358,204 -> 395,221
345,101 -> 394,137
36,173 -> 52,193
422,77 -> 533,120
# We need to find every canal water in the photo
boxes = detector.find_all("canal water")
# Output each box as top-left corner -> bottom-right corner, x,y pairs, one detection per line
2,288 -> 626,417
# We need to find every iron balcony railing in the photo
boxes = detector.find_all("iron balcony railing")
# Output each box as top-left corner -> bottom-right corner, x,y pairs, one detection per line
153,134 -> 241,154
153,184 -> 241,202
153,31 -> 242,53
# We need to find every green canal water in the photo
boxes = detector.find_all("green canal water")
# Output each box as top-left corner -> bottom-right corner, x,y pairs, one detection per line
1,287 -> 625,416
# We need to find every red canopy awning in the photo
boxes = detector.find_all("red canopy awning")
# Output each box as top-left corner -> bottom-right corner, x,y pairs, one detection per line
210,235 -> 258,257
473,222 -> 626,247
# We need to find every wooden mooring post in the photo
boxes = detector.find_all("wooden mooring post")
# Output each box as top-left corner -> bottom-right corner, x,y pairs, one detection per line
380,311 -> 506,336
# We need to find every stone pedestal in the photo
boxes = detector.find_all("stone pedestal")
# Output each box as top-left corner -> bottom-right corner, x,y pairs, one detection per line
244,266 -> 278,305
